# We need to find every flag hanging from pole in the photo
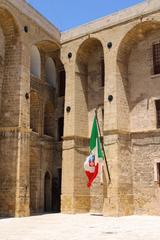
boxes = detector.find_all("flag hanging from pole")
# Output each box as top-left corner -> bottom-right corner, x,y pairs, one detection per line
84,116 -> 104,188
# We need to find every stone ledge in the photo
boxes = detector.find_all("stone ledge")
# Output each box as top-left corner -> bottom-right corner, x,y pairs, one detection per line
104,129 -> 160,137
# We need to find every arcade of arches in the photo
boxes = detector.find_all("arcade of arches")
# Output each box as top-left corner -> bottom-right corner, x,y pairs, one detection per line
0,0 -> 160,217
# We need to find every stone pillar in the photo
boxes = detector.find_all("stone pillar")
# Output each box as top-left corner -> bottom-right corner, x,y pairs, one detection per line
61,47 -> 90,213
15,42 -> 30,217
103,48 -> 133,216
0,40 -> 30,217
102,52 -> 119,216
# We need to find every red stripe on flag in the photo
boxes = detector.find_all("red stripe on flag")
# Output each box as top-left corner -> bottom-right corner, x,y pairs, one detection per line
85,163 -> 99,188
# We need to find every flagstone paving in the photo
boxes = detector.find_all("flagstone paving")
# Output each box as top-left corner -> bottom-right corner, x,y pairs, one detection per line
0,213 -> 160,240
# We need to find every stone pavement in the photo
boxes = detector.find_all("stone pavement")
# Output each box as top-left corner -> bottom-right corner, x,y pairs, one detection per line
0,213 -> 160,240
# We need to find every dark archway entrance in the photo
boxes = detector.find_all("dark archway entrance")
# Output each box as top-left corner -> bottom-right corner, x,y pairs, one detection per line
44,172 -> 52,212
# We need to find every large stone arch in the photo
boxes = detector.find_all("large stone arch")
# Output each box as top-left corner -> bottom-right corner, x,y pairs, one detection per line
115,20 -> 160,215
74,37 -> 105,213
117,20 -> 160,131
75,37 -> 105,138
117,21 -> 160,77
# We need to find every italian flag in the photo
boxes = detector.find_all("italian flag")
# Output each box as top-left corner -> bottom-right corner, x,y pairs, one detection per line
84,116 -> 104,188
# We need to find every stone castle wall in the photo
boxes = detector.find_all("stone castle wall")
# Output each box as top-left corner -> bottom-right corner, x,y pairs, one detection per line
0,0 -> 160,217
61,0 -> 160,216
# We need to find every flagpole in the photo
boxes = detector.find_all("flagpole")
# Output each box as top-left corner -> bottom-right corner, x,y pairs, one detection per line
95,109 -> 111,184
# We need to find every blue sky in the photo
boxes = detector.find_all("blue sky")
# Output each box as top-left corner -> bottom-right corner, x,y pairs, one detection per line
27,0 -> 144,31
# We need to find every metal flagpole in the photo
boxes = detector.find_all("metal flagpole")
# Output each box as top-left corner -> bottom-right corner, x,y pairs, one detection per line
95,109 -> 111,184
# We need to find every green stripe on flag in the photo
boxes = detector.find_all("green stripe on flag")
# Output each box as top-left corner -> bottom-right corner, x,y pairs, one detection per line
89,116 -> 104,160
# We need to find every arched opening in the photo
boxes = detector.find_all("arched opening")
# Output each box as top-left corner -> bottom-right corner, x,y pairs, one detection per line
30,91 -> 40,133
75,38 -> 105,212
117,21 -> 160,131
44,171 -> 52,212
44,101 -> 54,137
30,45 -> 41,78
116,21 -> 160,214
76,38 -> 104,137
45,57 -> 56,87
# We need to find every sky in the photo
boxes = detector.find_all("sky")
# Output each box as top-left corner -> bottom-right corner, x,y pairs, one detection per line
27,0 -> 145,31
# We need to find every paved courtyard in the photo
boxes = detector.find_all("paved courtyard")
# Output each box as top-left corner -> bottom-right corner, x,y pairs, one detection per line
0,213 -> 160,240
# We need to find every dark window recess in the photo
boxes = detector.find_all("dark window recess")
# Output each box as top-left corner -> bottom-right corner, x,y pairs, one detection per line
157,162 -> 160,183
153,43 -> 160,75
102,108 -> 104,121
59,70 -> 66,97
155,100 -> 160,128
58,117 -> 64,141
100,58 -> 105,87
